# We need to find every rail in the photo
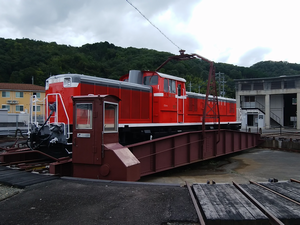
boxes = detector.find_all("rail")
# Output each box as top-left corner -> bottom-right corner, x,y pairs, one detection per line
255,101 -> 282,125
45,93 -> 70,140
232,181 -> 284,225
29,95 -> 45,127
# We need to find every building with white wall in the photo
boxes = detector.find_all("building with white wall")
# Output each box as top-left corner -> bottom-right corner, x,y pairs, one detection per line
235,75 -> 300,129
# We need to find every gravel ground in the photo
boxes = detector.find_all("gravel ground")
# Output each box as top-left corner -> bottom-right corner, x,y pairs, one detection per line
0,183 -> 23,201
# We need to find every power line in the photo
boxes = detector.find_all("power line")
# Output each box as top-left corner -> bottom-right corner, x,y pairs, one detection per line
126,0 -> 181,50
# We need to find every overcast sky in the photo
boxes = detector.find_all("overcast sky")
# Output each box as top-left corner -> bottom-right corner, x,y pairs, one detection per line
0,0 -> 298,67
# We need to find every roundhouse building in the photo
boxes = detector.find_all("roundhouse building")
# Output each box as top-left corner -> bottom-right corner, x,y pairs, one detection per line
235,75 -> 300,130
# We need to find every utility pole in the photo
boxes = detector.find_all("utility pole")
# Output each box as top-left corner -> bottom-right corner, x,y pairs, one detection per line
215,72 -> 226,97
188,81 -> 192,92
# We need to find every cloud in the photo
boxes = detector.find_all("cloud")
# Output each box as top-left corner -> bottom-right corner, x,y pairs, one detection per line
0,0 -> 299,66
0,0 -> 200,54
238,47 -> 272,67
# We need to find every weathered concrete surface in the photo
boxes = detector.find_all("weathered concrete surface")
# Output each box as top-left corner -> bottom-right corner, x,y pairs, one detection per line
140,148 -> 300,185
0,179 -> 198,225
1,148 -> 300,224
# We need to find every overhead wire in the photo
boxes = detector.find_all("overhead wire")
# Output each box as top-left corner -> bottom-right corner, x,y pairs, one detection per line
125,0 -> 182,51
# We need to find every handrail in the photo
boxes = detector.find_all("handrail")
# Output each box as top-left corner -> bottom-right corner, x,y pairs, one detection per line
243,101 -> 281,126
28,95 -> 46,133
255,101 -> 265,112
45,93 -> 70,140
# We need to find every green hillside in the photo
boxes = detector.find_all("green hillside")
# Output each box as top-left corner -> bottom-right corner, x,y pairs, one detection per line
1,37 -> 300,98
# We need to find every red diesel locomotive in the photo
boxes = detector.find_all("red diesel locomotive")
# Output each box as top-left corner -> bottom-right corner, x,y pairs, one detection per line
29,69 -> 240,149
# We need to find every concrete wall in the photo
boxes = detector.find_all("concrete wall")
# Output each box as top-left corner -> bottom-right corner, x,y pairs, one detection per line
260,138 -> 300,152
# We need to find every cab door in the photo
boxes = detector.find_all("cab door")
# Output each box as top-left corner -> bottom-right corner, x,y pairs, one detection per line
163,79 -> 177,122
72,100 -> 101,165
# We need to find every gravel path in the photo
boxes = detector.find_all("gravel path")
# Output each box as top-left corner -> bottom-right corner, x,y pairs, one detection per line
0,183 -> 22,201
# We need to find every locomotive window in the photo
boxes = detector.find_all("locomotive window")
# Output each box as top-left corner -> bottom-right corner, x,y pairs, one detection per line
170,80 -> 176,93
150,75 -> 158,85
143,75 -> 158,85
104,102 -> 118,132
178,84 -> 181,96
76,103 -> 93,129
144,76 -> 150,85
164,79 -> 169,92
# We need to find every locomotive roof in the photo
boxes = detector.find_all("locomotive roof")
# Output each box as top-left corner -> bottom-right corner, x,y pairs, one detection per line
47,74 -> 152,91
186,91 -> 236,102
156,72 -> 186,83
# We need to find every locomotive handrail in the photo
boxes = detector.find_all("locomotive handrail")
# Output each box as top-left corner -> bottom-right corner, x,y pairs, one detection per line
30,95 -> 46,126
28,95 -> 46,134
46,93 -> 70,140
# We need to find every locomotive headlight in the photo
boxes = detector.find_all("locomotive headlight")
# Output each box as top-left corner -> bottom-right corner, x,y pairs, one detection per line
45,80 -> 49,90
63,77 -> 72,87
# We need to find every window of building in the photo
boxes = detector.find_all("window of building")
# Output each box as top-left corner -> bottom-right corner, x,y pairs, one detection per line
241,83 -> 251,91
2,105 -> 10,111
33,105 -> 41,112
33,92 -> 41,98
16,92 -> 24,98
271,81 -> 281,89
253,83 -> 263,90
244,96 -> 255,102
16,105 -> 24,112
2,91 -> 10,98
284,80 -> 295,89
292,98 -> 297,105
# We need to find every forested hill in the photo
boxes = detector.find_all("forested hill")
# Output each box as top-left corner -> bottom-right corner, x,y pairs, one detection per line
1,37 -> 300,98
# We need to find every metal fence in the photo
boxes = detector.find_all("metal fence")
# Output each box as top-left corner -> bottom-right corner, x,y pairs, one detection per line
0,110 -> 44,137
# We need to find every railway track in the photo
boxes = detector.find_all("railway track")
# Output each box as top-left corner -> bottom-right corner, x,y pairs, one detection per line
0,148 -> 54,174
189,179 -> 300,225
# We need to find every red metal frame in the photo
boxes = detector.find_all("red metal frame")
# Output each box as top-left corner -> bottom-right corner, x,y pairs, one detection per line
156,50 -> 220,139
126,129 -> 261,177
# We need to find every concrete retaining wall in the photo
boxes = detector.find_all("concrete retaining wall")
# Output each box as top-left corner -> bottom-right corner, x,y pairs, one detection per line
260,137 -> 300,152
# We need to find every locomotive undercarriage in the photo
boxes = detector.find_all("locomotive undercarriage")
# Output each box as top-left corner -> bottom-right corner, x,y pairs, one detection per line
28,122 -> 72,158
28,121 -> 240,156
